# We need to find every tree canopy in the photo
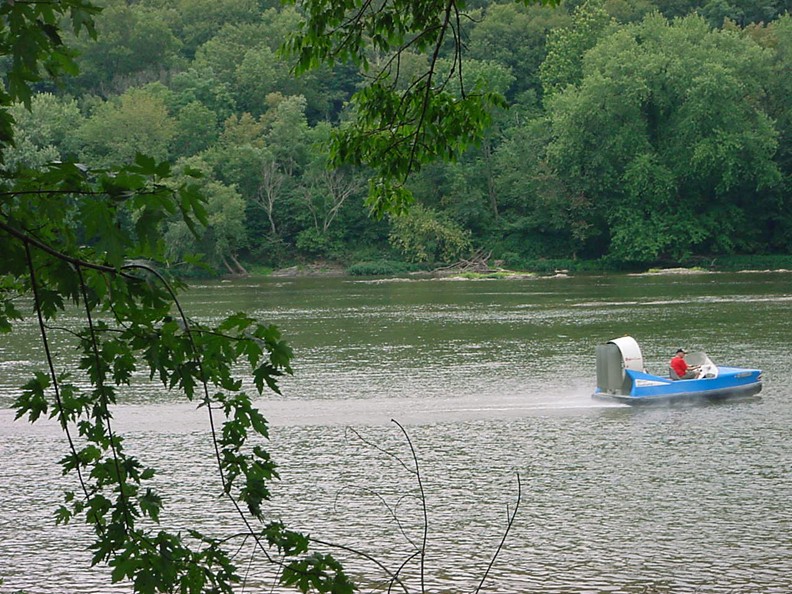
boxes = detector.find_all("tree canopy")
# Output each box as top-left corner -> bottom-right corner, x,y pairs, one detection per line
545,13 -> 781,260
4,0 -> 791,272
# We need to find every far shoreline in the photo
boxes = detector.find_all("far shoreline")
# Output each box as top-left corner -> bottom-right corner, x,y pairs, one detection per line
248,259 -> 792,280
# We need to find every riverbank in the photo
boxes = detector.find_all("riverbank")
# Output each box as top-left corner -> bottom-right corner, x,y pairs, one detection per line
263,254 -> 792,279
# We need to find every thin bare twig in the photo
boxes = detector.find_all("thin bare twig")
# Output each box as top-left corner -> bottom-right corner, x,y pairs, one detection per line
390,419 -> 428,592
310,536 -> 412,594
388,549 -> 421,594
474,473 -> 523,593
346,426 -> 417,475
334,485 -> 421,550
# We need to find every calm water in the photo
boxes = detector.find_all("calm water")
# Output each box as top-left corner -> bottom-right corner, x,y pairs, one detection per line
1,271 -> 791,593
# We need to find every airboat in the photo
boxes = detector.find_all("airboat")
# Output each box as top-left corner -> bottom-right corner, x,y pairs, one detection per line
592,336 -> 762,405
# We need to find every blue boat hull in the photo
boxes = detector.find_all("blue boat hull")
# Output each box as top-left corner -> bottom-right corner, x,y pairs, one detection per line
593,367 -> 763,405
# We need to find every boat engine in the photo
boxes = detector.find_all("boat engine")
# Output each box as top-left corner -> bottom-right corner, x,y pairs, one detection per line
595,336 -> 644,395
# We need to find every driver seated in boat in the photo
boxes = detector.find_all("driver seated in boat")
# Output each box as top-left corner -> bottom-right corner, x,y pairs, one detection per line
669,348 -> 700,380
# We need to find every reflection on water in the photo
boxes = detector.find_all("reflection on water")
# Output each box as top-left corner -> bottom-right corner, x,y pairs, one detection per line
1,272 -> 792,593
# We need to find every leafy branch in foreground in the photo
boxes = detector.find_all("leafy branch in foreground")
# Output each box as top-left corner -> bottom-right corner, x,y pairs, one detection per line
0,0 -> 99,150
282,0 -> 560,217
1,158 -> 354,593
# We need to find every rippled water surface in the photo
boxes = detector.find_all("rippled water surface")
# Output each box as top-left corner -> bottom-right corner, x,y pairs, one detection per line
1,272 -> 791,593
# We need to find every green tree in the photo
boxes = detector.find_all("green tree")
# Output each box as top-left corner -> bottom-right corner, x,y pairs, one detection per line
545,13 -> 781,261
485,112 -> 603,261
4,94 -> 84,170
263,94 -> 310,177
77,88 -> 177,167
192,22 -> 269,88
741,15 -> 792,251
0,0 -> 98,150
650,0 -> 704,19
235,45 -> 302,116
165,177 -> 250,275
175,0 -> 262,57
172,100 -> 221,158
700,0 -> 785,28
468,2 -> 571,99
299,130 -> 366,239
601,0 -> 657,24
67,1 -> 182,95
389,204 -> 473,263
422,58 -> 515,230
202,112 -> 280,210
168,66 -> 238,122
539,0 -> 613,100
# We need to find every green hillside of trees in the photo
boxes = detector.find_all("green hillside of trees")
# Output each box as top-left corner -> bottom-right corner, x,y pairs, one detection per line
5,0 -> 791,274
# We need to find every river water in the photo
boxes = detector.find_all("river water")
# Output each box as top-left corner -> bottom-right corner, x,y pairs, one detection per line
1,271 -> 791,593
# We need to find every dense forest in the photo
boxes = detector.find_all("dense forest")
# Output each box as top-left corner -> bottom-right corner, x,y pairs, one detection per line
5,0 -> 791,274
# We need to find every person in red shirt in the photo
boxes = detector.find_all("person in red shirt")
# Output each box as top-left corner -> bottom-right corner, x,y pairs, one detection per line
669,348 -> 700,379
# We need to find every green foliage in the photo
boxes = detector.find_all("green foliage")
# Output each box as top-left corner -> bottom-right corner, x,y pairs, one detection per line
333,83 -> 508,218
172,101 -> 221,157
295,227 -> 340,258
283,0 -> 561,215
5,0 -> 790,271
192,22 -> 267,88
0,1 -> 98,100
281,553 -> 355,594
540,0 -> 613,99
389,204 -> 473,263
76,88 -> 177,167
501,255 -> 633,273
699,0 -> 788,28
165,179 -> 249,273
66,1 -> 183,94
468,2 -> 571,99
0,0 -> 98,156
545,13 -> 783,262
177,0 -> 263,56
3,94 -> 83,170
169,66 -> 238,123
